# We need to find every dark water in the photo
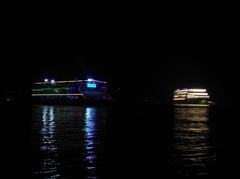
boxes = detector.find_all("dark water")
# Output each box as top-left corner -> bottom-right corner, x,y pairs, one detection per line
30,104 -> 235,178
172,108 -> 216,176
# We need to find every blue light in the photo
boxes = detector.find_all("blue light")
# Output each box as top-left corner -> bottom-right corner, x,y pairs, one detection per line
87,83 -> 96,88
84,107 -> 97,175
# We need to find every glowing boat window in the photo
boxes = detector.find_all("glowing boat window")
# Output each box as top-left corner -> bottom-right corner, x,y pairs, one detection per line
87,83 -> 96,88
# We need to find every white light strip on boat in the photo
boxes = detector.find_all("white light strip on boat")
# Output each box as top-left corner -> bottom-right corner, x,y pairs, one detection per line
175,89 -> 206,92
173,98 -> 186,100
35,79 -> 107,84
174,95 -> 187,97
187,92 -> 209,96
55,80 -> 84,83
174,92 -> 188,94
186,96 -> 209,99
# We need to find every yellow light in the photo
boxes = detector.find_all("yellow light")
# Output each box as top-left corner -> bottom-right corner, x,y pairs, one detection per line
174,94 -> 187,98
175,89 -> 207,93
175,92 -> 188,94
173,98 -> 186,100
187,93 -> 209,96
186,96 -> 209,99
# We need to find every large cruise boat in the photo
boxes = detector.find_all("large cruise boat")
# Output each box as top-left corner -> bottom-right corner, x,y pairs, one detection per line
32,78 -> 111,104
173,88 -> 210,107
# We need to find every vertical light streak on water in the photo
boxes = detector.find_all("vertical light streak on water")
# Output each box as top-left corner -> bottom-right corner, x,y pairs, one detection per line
172,107 -> 216,176
35,106 -> 60,178
83,107 -> 97,179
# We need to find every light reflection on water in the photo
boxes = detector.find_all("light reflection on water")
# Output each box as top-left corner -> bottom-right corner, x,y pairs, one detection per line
32,105 -> 103,179
83,107 -> 97,179
32,105 -> 217,178
172,107 -> 216,176
36,106 -> 60,178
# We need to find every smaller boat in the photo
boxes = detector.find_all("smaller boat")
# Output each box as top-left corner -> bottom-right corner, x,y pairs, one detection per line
173,88 -> 210,107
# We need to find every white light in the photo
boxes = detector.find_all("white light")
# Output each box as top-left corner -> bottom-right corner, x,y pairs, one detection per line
87,78 -> 93,82
188,89 -> 206,92
186,96 -> 209,99
175,91 -> 188,94
173,98 -> 186,100
174,94 -> 187,97
44,79 -> 48,82
175,89 -> 207,93
51,79 -> 55,84
187,92 -> 209,96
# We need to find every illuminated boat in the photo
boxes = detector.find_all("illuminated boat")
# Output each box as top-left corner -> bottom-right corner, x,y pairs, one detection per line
173,88 -> 210,107
32,78 -> 111,104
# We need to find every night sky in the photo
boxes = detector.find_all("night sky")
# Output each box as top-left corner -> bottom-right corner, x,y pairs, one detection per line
2,31 -> 236,105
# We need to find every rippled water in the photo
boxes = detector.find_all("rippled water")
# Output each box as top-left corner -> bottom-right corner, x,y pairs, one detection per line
31,105 -> 217,178
172,107 -> 216,176
32,105 -> 107,178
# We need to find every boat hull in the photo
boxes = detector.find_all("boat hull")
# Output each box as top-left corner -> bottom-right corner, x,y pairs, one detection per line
31,94 -> 114,106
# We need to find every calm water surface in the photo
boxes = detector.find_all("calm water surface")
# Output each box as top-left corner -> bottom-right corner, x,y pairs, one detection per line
31,104 -> 218,178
